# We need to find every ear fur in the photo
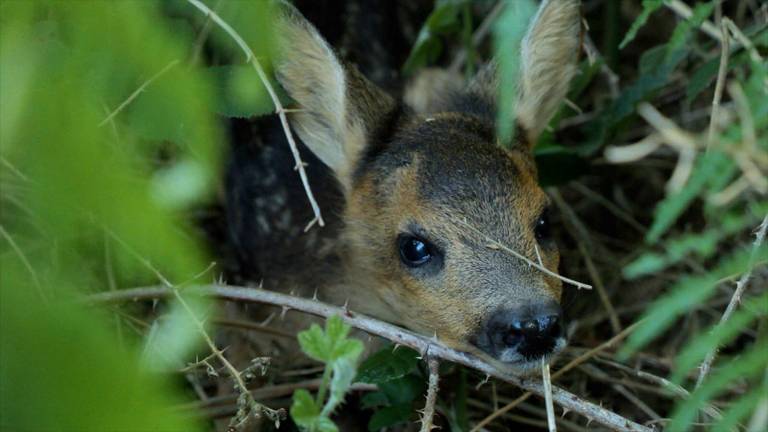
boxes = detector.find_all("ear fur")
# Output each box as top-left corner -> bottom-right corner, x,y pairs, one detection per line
274,5 -> 395,190
467,0 -> 581,146
516,0 -> 581,141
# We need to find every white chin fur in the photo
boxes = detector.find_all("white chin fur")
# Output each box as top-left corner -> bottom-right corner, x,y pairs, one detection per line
497,337 -> 567,375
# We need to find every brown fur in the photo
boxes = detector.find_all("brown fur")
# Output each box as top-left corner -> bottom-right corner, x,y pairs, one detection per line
234,0 -> 581,371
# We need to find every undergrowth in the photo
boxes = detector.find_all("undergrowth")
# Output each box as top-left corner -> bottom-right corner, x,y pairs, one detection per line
1,1 -> 766,431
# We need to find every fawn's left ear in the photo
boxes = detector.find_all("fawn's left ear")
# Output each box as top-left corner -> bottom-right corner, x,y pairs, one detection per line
470,0 -> 582,146
273,4 -> 396,191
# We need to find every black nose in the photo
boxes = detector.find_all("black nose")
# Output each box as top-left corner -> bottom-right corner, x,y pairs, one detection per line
484,302 -> 565,361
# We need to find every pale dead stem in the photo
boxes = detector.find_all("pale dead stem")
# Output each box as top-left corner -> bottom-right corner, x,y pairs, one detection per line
541,360 -> 556,432
185,0 -> 325,231
103,230 -> 285,428
594,357 -> 722,421
471,322 -> 641,432
707,17 -> 730,150
90,284 -> 652,432
695,214 -> 768,389
456,218 -> 593,290
419,357 -> 440,432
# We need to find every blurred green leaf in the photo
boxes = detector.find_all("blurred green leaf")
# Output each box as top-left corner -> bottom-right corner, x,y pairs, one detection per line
583,2 -> 715,155
671,292 -> 767,384
403,0 -> 468,74
626,205 -> 767,278
620,245 -> 768,358
323,356 -> 358,416
0,266 -> 202,432
619,0 -> 663,49
494,0 -> 536,145
712,385 -> 766,432
206,65 -> 275,118
669,346 -> 768,432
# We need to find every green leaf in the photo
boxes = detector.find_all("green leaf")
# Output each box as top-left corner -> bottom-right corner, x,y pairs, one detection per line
360,391 -> 389,409
206,65 -> 274,118
686,51 -> 749,103
368,403 -> 414,431
712,386 -> 765,432
402,0 -> 467,74
298,315 -> 363,364
290,389 -> 321,428
298,324 -> 330,362
379,375 -> 426,405
619,0 -> 663,49
669,346 -> 768,432
582,2 -> 715,155
356,346 -> 419,384
323,357 -> 359,416
625,205 -> 767,278
0,267 -> 201,432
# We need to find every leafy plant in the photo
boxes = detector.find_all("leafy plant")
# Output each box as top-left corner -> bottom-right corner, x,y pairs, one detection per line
290,316 -> 365,431
1,0 -> 274,430
615,2 -> 768,430
356,346 -> 424,431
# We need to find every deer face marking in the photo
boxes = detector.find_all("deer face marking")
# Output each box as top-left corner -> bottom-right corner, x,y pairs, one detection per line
271,0 -> 581,371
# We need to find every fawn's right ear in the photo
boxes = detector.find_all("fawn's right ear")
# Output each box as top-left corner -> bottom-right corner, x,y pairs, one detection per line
274,6 -> 395,191
468,0 -> 581,146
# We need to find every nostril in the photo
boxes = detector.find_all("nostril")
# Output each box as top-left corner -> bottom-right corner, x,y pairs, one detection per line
503,326 -> 522,347
521,320 -> 538,334
538,314 -> 562,338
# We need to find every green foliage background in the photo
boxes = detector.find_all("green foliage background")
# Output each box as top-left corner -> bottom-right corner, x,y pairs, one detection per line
1,0 -> 766,431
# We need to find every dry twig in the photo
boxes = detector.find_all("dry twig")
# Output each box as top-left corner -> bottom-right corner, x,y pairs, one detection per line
456,218 -> 593,290
695,214 -> 768,388
419,357 -> 440,432
471,322 -> 641,431
185,0 -> 325,230
707,19 -> 731,150
542,360 -> 557,432
90,284 -> 651,432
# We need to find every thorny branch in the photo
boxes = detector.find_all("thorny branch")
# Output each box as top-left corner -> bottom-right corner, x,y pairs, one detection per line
695,214 -> 768,388
471,322 -> 641,431
103,230 -> 285,428
185,0 -> 325,231
419,357 -> 440,432
90,284 -> 651,432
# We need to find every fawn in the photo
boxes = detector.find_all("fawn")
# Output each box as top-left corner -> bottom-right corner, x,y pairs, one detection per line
223,0 -> 581,373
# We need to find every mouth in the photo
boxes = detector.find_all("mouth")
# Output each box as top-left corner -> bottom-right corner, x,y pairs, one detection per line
476,337 -> 568,375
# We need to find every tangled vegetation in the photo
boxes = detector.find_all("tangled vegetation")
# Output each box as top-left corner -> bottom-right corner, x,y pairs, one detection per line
1,0 -> 766,431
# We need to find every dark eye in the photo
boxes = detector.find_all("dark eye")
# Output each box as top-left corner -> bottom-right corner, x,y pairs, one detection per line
398,235 -> 432,267
534,209 -> 551,242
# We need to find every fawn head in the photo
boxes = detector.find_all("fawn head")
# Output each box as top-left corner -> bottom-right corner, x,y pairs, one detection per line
274,0 -> 581,372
